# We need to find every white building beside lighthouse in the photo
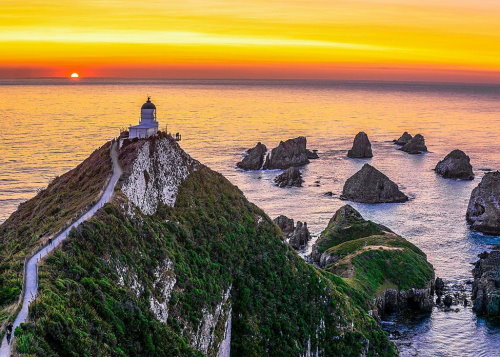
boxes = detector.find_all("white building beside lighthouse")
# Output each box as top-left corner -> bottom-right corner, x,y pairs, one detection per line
129,97 -> 159,139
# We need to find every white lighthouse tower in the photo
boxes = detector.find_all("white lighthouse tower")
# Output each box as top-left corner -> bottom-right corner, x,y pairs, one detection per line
129,97 -> 159,139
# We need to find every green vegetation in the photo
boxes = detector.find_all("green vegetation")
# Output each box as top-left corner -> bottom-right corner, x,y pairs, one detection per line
13,166 -> 396,356
0,143 -> 112,325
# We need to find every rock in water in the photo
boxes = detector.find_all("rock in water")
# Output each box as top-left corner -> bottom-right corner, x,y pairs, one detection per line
289,221 -> 312,250
307,149 -> 319,159
401,134 -> 427,154
472,249 -> 500,317
394,132 -> 413,146
263,136 -> 310,169
236,142 -> 267,170
273,215 -> 311,250
435,149 -> 474,180
274,167 -> 303,187
347,132 -> 373,158
340,164 -> 408,203
466,171 -> 500,235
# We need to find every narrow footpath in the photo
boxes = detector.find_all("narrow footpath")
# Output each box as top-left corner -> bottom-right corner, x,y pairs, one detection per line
0,142 -> 122,357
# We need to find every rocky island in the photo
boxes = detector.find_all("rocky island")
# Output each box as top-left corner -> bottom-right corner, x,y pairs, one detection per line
435,149 -> 474,180
347,131 -> 373,158
400,134 -> 427,154
274,166 -> 303,187
466,171 -> 500,235
393,132 -> 413,146
340,164 -> 409,203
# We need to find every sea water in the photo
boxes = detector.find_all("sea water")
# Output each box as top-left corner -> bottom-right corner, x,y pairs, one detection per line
0,79 -> 499,356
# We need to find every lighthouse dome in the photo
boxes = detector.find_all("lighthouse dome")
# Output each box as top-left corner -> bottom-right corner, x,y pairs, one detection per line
141,97 -> 156,110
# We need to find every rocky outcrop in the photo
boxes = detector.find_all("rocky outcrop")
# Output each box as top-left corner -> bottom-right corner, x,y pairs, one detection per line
263,136 -> 310,169
307,149 -> 319,159
347,132 -> 373,158
435,149 -> 474,180
273,215 -> 311,250
472,249 -> 500,317
340,164 -> 408,203
400,134 -> 427,154
274,167 -> 303,187
466,171 -> 500,235
375,286 -> 434,317
393,132 -> 413,146
236,142 -> 267,170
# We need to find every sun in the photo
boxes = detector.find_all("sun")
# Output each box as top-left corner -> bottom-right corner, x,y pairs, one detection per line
70,72 -> 79,78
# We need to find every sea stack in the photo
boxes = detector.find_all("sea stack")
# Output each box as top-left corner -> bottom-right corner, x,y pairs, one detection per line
394,132 -> 413,146
274,167 -> 303,187
263,136 -> 310,169
466,171 -> 500,235
341,164 -> 408,203
273,215 -> 312,250
435,149 -> 474,180
347,132 -> 373,158
236,142 -> 267,170
472,249 -> 500,317
401,134 -> 427,154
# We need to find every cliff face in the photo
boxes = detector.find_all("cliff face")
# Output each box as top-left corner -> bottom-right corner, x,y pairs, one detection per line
9,134 -> 396,356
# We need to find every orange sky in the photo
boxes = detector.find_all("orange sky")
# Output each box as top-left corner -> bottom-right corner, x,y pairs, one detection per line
1,0 -> 499,83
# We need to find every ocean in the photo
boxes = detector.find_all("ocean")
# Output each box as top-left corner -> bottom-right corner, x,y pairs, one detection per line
0,78 -> 499,356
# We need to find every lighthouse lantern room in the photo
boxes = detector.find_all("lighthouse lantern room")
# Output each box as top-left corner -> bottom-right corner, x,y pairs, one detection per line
129,97 -> 159,139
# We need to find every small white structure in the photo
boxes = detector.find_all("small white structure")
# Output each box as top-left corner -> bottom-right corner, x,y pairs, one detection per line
129,97 -> 159,139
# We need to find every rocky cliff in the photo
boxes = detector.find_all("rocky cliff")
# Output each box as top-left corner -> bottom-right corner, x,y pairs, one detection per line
472,249 -> 500,317
4,133 -> 397,356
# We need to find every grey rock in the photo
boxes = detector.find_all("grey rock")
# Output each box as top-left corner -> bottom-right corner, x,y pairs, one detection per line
443,295 -> 453,307
236,142 -> 267,170
274,167 -> 303,187
307,149 -> 319,159
347,132 -> 373,158
263,136 -> 310,169
273,215 -> 294,235
472,249 -> 500,317
340,164 -> 408,203
394,132 -> 413,146
435,149 -> 474,180
273,215 -> 311,250
375,286 -> 434,316
466,171 -> 500,235
401,134 -> 427,154
435,277 -> 445,297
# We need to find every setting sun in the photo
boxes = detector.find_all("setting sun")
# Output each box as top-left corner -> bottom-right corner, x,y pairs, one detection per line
70,72 -> 79,78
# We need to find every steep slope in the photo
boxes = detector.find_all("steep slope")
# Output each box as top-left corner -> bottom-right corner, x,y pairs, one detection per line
8,134 -> 396,356
0,143 -> 112,323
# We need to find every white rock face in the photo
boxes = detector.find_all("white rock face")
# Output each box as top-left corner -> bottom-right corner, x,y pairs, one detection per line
149,258 -> 177,323
115,262 -> 143,297
216,307 -> 232,357
192,287 -> 232,355
122,138 -> 199,215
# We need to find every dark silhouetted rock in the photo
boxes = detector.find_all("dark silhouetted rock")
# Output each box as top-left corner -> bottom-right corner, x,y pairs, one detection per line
340,164 -> 408,203
435,149 -> 474,180
307,149 -> 319,159
472,249 -> 500,317
273,215 -> 294,235
401,134 -> 427,154
347,132 -> 373,158
273,215 -> 311,250
466,171 -> 500,235
443,295 -> 453,307
435,277 -> 445,297
237,142 -> 267,170
376,287 -> 434,315
393,132 -> 413,146
274,167 -> 303,187
263,137 -> 310,169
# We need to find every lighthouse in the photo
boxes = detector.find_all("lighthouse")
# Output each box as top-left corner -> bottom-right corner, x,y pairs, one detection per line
129,97 -> 159,139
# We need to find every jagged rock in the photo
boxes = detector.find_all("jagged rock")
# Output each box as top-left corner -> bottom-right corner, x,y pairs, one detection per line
307,149 -> 319,159
393,132 -> 413,146
236,142 -> 267,170
443,295 -> 453,307
400,134 -> 427,154
347,132 -> 373,158
466,171 -> 500,235
375,287 -> 434,315
435,277 -> 445,297
274,167 -> 303,187
289,221 -> 312,250
435,149 -> 474,180
263,137 -> 310,169
273,215 -> 294,235
340,164 -> 408,203
472,249 -> 500,317
273,215 -> 311,250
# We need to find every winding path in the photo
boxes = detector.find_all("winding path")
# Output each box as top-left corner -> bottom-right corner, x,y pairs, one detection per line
0,142 -> 122,357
